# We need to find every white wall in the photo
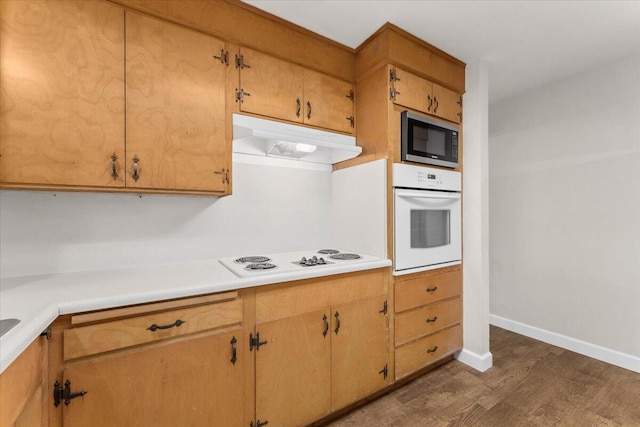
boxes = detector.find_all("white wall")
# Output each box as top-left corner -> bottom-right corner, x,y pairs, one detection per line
0,161 -> 333,277
456,59 -> 493,372
489,55 -> 640,369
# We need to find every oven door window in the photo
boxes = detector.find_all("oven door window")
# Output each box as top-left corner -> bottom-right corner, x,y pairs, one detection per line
410,209 -> 450,248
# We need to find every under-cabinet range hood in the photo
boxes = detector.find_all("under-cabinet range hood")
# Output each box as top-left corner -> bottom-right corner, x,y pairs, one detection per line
232,114 -> 362,166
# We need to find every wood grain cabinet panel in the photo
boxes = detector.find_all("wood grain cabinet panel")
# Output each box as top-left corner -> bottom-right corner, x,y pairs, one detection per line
303,69 -> 355,133
63,299 -> 242,360
61,330 -> 244,427
125,12 -> 228,192
395,297 -> 462,346
0,0 -> 125,188
331,295 -> 390,411
395,269 -> 462,313
0,335 -> 47,427
395,325 -> 462,380
391,66 -> 462,124
255,309 -> 331,427
237,47 -> 305,124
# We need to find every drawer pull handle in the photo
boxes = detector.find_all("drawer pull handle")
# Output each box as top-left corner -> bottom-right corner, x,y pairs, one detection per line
323,314 -> 329,337
230,336 -> 237,365
426,286 -> 438,293
147,319 -> 185,332
334,311 -> 341,335
427,345 -> 439,354
426,316 -> 438,323
307,101 -> 312,119
296,98 -> 301,118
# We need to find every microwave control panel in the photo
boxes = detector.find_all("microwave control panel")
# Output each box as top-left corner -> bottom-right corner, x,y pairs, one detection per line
393,163 -> 461,192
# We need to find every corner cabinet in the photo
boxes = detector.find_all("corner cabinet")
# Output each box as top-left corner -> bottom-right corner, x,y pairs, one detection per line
235,48 -> 355,134
253,269 -> 390,427
0,1 -> 230,195
0,334 -> 48,427
53,292 -> 246,427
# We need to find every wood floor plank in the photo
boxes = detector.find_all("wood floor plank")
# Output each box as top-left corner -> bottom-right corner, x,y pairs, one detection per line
325,326 -> 640,427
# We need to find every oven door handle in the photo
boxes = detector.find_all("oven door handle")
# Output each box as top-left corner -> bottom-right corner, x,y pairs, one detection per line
396,192 -> 461,200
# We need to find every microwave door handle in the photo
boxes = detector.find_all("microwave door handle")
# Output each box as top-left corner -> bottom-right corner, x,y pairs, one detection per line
396,192 -> 461,200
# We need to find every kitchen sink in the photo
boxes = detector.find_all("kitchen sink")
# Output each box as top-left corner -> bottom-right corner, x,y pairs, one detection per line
0,318 -> 20,337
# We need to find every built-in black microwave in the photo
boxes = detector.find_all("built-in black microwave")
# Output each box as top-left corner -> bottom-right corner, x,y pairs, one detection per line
401,110 -> 459,168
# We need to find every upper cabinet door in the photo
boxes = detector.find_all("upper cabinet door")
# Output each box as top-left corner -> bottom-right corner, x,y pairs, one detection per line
0,0 -> 125,188
303,69 -> 355,133
237,48 -> 304,123
432,83 -> 462,124
391,67 -> 431,114
125,12 -> 227,193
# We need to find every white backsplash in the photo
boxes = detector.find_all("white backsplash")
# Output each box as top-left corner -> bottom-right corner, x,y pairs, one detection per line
0,162 -> 333,277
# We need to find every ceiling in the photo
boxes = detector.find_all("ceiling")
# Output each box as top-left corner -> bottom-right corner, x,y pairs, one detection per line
243,0 -> 640,104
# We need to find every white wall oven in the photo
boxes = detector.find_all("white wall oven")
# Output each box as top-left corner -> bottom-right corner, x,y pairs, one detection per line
393,163 -> 461,275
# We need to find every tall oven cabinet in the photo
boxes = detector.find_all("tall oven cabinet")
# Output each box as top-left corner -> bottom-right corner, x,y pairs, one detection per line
337,23 -> 466,380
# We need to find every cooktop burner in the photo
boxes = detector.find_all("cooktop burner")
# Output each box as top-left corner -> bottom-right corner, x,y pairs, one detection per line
244,263 -> 277,271
329,253 -> 362,260
317,249 -> 340,255
236,256 -> 270,264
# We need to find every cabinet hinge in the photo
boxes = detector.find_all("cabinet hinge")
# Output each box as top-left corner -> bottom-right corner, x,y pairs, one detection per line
53,380 -> 87,407
389,88 -> 399,101
235,54 -> 251,69
346,89 -> 355,101
235,89 -> 251,103
457,112 -> 463,122
457,96 -> 463,107
379,364 -> 388,380
214,168 -> 229,184
346,115 -> 355,128
378,300 -> 388,315
389,68 -> 400,82
250,421 -> 269,427
213,49 -> 229,66
40,328 -> 51,340
249,332 -> 268,351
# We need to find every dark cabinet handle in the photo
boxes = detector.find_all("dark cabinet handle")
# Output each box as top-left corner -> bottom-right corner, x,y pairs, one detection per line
427,345 -> 439,354
322,314 -> 329,337
296,98 -> 301,118
434,97 -> 439,113
110,153 -> 118,180
334,311 -> 341,335
427,95 -> 433,112
147,319 -> 184,332
426,286 -> 438,293
306,101 -> 312,119
230,336 -> 237,364
426,316 -> 438,323
131,155 -> 140,182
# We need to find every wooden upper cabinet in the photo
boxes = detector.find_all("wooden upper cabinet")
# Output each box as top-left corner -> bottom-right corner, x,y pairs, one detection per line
0,0 -> 125,188
391,66 -> 462,124
125,12 -> 228,192
237,48 -> 356,133
236,47 -> 305,124
432,82 -> 462,124
303,69 -> 355,133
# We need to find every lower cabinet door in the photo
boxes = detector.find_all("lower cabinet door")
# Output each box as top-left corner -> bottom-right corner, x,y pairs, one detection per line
256,309 -> 331,427
331,296 -> 390,411
62,330 -> 244,427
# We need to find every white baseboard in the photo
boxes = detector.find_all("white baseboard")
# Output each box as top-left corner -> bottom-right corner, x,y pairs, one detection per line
454,349 -> 493,372
490,314 -> 640,373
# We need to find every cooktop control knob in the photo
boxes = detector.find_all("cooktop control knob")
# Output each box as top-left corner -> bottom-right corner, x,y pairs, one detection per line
300,257 -> 307,264
318,257 -> 326,264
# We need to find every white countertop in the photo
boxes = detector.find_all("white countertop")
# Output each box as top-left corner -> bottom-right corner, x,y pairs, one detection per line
0,254 -> 391,373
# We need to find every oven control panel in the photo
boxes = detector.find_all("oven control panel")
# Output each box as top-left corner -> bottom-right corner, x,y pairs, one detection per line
392,163 -> 461,191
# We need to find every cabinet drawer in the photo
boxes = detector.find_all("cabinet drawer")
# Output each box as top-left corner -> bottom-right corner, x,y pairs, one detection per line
395,297 -> 462,346
64,299 -> 242,360
395,325 -> 462,380
395,269 -> 461,312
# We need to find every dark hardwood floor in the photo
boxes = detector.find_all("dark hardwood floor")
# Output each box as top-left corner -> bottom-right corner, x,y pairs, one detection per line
326,326 -> 640,426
